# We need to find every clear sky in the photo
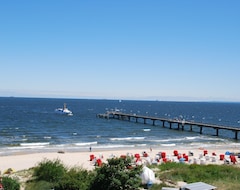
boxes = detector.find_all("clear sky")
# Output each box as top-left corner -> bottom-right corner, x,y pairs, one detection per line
0,0 -> 239,101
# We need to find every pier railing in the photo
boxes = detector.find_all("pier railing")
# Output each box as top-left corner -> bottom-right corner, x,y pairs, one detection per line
97,111 -> 240,140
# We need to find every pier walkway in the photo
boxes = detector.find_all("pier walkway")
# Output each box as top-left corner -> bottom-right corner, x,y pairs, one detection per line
97,111 -> 240,140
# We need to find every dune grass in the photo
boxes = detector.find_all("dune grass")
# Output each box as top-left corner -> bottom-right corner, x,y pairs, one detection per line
153,162 -> 240,190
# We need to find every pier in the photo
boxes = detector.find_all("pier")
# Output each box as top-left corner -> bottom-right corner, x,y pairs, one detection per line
97,111 -> 240,140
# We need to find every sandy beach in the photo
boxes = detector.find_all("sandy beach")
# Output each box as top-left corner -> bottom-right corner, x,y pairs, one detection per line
1,145 -> 239,174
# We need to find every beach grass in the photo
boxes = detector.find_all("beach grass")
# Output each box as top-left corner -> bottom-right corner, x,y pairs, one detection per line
153,162 -> 240,190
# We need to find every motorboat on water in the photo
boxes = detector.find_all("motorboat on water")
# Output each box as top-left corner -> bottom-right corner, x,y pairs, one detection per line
55,103 -> 73,116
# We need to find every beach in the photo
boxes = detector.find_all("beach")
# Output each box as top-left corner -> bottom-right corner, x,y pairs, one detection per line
1,145 -> 239,174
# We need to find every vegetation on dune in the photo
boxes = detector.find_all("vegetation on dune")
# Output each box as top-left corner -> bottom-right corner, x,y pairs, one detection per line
1,176 -> 20,190
32,159 -> 67,184
156,162 -> 240,190
89,156 -> 142,190
56,167 -> 95,190
26,159 -> 94,190
5,158 -> 240,190
25,157 -> 143,190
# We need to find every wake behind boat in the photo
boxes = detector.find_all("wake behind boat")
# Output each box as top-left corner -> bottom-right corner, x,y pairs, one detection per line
55,103 -> 73,116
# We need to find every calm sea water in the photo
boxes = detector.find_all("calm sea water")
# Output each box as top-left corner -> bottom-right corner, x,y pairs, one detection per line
0,97 -> 240,155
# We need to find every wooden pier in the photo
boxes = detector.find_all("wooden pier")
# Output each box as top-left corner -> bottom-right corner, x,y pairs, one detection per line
97,111 -> 240,140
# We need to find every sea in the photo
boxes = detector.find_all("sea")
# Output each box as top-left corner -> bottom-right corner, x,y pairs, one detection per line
0,97 -> 240,156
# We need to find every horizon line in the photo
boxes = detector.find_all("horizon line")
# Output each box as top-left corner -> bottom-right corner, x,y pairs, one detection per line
1,95 -> 240,103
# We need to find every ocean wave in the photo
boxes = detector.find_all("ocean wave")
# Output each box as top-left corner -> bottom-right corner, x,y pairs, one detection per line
135,144 -> 147,147
7,146 -> 47,150
228,142 -> 240,146
200,136 -> 226,142
161,143 -> 176,147
8,142 -> 50,150
110,137 -> 145,141
75,141 -> 98,146
148,138 -> 187,142
148,136 -> 223,143
92,144 -> 135,149
20,142 -> 50,146
143,128 -> 151,132
185,136 -> 199,140
44,136 -> 52,139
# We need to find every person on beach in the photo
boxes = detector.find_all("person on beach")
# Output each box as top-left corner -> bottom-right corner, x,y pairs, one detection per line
89,146 -> 92,152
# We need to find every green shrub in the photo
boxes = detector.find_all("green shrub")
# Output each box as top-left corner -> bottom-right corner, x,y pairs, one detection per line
90,156 -> 142,190
25,180 -> 52,190
28,159 -> 94,190
55,167 -> 95,190
2,176 -> 20,190
33,158 -> 67,184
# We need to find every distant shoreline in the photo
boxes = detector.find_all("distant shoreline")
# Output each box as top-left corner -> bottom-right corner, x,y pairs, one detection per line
1,96 -> 240,103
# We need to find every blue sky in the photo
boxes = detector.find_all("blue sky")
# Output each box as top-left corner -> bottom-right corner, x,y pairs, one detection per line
0,1 -> 239,101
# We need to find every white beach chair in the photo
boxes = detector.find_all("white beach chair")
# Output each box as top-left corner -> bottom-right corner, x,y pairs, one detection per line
211,156 -> 217,162
193,157 -> 199,164
200,158 -> 206,165
205,154 -> 210,161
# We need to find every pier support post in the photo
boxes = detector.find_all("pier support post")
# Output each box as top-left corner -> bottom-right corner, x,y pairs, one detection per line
162,121 -> 165,128
144,119 -> 146,124
169,122 -> 172,129
235,131 -> 238,140
152,120 -> 156,126
178,123 -> 180,130
200,126 -> 203,134
216,128 -> 219,136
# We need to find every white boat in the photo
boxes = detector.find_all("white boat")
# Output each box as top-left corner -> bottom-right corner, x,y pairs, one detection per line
55,103 -> 73,116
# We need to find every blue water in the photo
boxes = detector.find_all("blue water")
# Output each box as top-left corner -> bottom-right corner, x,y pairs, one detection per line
0,97 -> 240,155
